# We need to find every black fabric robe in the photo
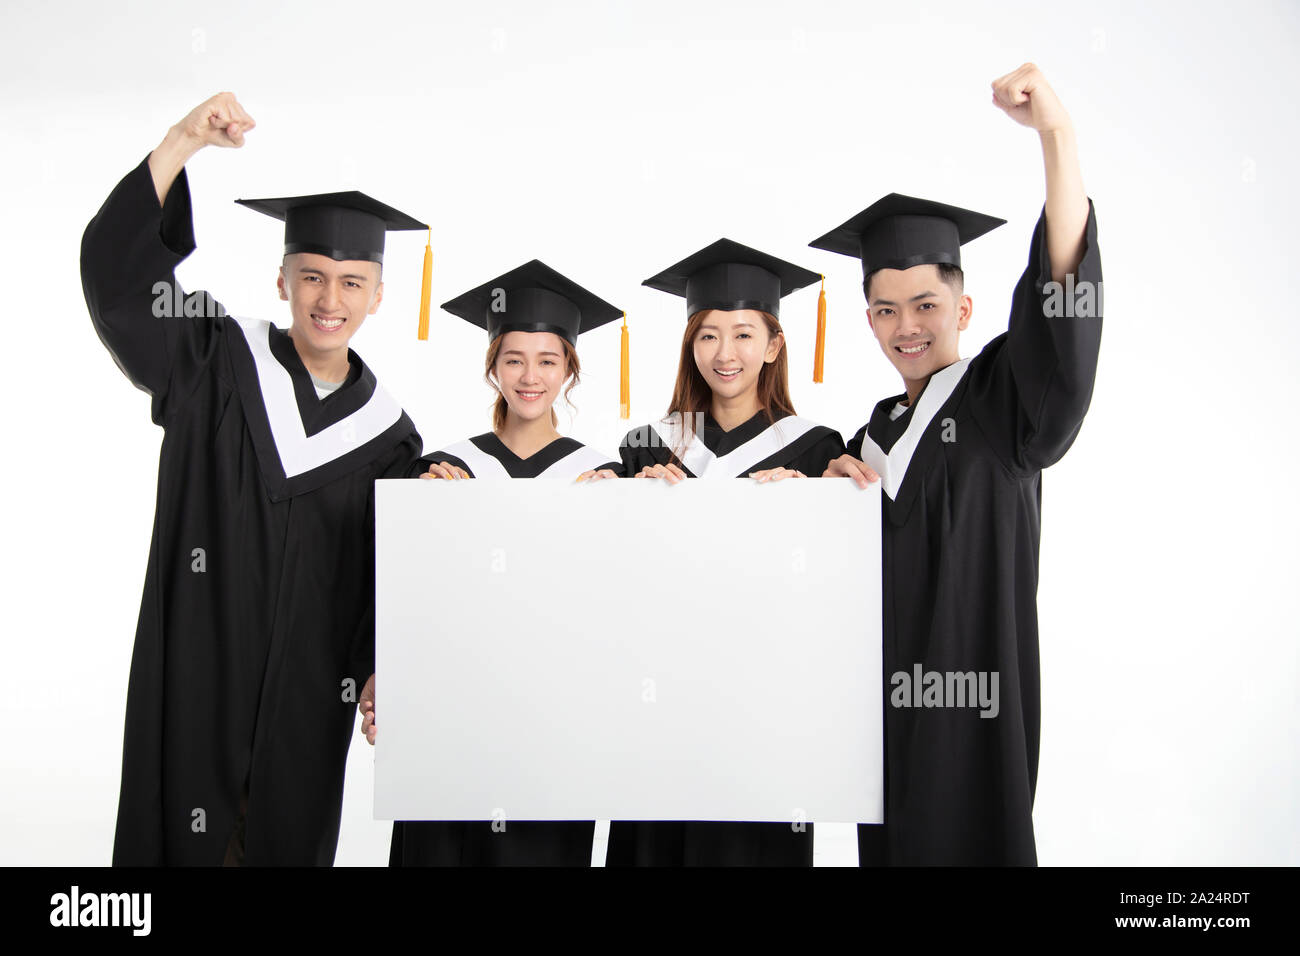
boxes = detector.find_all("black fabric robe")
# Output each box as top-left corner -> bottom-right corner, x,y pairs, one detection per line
389,431 -> 618,866
82,157 -> 422,866
606,410 -> 846,867
849,203 -> 1103,866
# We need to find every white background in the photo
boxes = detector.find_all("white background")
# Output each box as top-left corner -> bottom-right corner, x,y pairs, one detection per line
2,0 -> 1297,865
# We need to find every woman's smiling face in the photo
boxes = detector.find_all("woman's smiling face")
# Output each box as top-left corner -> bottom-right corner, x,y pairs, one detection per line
493,330 -> 568,422
692,309 -> 784,403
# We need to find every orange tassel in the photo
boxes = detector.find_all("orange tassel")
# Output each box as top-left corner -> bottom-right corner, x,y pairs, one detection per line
416,226 -> 432,340
813,275 -> 827,383
619,312 -> 630,420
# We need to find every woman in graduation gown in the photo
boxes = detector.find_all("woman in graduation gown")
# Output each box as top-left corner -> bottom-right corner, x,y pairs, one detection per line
371,259 -> 622,866
601,239 -> 846,866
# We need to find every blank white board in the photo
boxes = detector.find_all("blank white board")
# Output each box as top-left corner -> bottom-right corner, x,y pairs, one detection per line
374,477 -> 882,824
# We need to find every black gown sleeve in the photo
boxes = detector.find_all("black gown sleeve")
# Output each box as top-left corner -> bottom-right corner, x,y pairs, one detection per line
404,451 -> 475,479
845,423 -> 867,461
618,424 -> 669,477
81,156 -> 230,427
968,200 -> 1103,473
791,428 -> 847,477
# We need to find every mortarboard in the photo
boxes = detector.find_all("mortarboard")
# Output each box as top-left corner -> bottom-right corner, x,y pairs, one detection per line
441,259 -> 622,344
236,190 -> 435,339
808,193 -> 1005,283
642,238 -> 830,382
643,238 -> 821,318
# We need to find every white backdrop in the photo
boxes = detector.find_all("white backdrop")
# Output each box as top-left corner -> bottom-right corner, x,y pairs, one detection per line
2,0 -> 1297,866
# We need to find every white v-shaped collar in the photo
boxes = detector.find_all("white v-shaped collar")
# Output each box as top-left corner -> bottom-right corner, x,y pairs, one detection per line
655,415 -> 820,478
235,317 -> 403,479
546,443 -> 619,479
858,357 -> 972,500
440,438 -> 616,480
439,438 -> 512,479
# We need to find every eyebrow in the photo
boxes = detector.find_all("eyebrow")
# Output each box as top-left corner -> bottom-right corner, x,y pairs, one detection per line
298,267 -> 372,282
871,290 -> 938,307
699,323 -> 756,332
502,349 -> 562,358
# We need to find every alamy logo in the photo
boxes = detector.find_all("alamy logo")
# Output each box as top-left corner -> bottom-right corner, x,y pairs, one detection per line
1042,275 -> 1103,318
151,282 -> 225,319
49,885 -> 151,936
621,412 -> 706,449
890,664 -> 1000,718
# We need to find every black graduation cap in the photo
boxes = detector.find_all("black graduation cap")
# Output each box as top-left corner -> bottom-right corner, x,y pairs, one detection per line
808,193 -> 1005,281
440,259 -> 623,346
642,238 -> 822,318
235,191 -> 426,264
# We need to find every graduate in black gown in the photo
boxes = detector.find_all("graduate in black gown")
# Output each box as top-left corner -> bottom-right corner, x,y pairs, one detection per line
81,93 -> 425,865
618,239 -> 845,484
811,64 -> 1102,865
372,259 -> 621,865
605,239 -> 845,866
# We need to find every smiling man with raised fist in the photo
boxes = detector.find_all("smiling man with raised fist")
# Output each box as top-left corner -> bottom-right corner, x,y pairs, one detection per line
82,92 -> 425,866
812,64 -> 1103,865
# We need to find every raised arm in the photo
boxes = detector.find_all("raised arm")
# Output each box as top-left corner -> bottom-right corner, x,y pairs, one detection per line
991,64 -> 1089,283
80,93 -> 255,425
980,65 -> 1103,472
147,93 -> 255,205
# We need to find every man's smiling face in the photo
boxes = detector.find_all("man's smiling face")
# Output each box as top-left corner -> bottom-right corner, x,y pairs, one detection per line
866,263 -> 971,397
278,252 -> 384,365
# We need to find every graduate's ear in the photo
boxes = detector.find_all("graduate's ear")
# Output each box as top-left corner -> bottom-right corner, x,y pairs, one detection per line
866,307 -> 876,335
277,259 -> 290,301
956,294 -> 973,331
368,276 -> 384,316
764,329 -> 785,363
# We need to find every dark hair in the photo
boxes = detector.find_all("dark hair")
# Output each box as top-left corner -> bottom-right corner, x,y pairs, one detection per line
281,252 -> 382,282
864,262 -> 963,302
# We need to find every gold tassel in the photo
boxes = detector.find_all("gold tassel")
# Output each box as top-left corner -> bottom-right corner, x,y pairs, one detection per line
417,226 -> 432,340
813,274 -> 827,383
619,311 -> 630,420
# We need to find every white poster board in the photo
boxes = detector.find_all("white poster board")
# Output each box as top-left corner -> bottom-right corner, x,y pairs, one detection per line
374,478 -> 882,824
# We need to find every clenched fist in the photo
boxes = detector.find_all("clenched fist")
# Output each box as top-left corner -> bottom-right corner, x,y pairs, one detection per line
172,91 -> 257,149
990,63 -> 1072,134
148,92 -> 256,204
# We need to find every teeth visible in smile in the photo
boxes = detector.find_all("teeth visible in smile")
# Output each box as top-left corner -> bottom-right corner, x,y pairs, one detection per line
715,369 -> 741,378
518,391 -> 543,398
314,315 -> 344,331
898,343 -> 929,354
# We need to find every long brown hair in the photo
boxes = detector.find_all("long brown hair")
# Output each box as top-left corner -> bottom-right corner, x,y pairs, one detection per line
665,309 -> 796,451
485,334 -> 581,432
